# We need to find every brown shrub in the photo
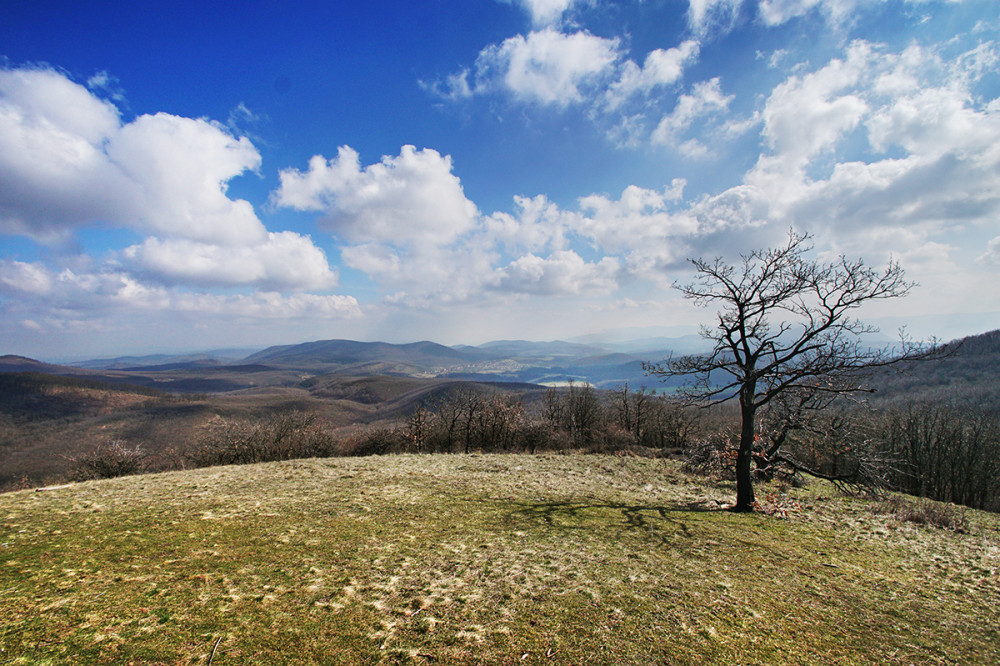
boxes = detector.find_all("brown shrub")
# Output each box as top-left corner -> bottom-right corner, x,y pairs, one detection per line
68,440 -> 148,481
874,494 -> 970,533
186,411 -> 336,467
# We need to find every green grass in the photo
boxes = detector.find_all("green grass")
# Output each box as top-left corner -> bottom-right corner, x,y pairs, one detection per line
1,454 -> 998,664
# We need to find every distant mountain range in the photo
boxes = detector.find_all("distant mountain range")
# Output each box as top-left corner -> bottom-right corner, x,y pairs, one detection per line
242,337 -> 693,389
3,329 -> 997,399
1,335 -> 708,392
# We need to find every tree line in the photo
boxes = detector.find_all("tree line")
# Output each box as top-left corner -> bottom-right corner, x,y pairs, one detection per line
60,379 -> 1000,513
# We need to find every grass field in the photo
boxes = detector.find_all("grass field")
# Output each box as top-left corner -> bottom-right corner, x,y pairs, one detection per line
1,454 -> 998,664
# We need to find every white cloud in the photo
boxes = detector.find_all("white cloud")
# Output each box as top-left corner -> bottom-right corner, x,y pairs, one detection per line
761,42 -> 870,158
274,145 -> 478,246
86,70 -> 126,102
0,260 -> 54,296
756,0 -> 965,30
757,0 -> 917,28
473,28 -> 622,106
681,35 -> 1000,316
867,85 -> 1000,159
172,291 -> 361,319
106,112 -> 265,245
493,250 -> 621,295
577,182 -> 704,277
577,182 -> 691,251
744,41 -> 872,201
0,260 -> 359,320
651,77 -> 734,148
513,0 -> 579,27
484,194 -> 576,253
606,40 -> 700,109
2,67 -> 120,143
980,237 -> 1000,265
747,40 -> 1000,237
0,68 -> 131,241
121,232 -> 338,290
688,0 -> 744,36
340,244 -> 403,278
759,0 -> 849,26
334,229 -> 502,308
0,64 -> 344,334
0,66 -> 267,246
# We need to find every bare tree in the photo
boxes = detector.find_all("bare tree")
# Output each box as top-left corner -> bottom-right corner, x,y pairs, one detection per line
406,404 -> 432,453
644,231 -> 937,511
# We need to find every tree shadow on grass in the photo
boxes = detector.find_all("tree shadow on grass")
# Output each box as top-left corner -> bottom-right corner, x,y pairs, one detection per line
500,498 -> 730,546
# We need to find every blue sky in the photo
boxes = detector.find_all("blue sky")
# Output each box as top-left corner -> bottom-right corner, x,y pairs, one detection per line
1,0 -> 998,360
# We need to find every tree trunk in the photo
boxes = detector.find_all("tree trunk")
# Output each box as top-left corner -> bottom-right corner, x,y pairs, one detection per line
734,399 -> 757,512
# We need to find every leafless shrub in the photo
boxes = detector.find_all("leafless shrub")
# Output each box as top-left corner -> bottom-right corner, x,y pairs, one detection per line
186,411 -> 336,467
874,494 -> 970,533
585,424 -> 638,454
517,419 -> 568,454
682,429 -> 739,480
0,474 -> 37,493
68,440 -> 147,481
341,426 -> 405,457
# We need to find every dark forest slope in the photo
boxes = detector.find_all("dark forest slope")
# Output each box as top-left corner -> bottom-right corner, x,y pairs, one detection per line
868,329 -> 1000,411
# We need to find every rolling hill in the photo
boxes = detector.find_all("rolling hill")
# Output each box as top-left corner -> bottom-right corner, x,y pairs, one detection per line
1,454 -> 997,664
867,328 -> 1000,411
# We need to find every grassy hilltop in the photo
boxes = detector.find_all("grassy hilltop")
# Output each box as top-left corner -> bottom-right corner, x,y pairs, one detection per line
2,454 -> 998,664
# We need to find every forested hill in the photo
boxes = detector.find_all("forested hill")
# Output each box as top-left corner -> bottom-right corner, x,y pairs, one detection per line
870,329 -> 1000,410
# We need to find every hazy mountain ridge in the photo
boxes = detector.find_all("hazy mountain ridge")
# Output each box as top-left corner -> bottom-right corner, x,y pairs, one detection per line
4,328 -> 997,396
243,338 -> 679,388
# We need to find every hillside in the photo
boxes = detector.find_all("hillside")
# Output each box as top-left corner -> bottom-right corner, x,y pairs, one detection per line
868,328 -> 1000,411
0,371 -> 543,489
1,454 -> 997,664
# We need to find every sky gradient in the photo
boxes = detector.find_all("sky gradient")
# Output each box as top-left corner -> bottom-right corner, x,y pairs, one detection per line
1,0 -> 998,360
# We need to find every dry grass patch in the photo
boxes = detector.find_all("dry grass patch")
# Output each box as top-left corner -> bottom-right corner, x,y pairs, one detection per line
1,454 -> 998,664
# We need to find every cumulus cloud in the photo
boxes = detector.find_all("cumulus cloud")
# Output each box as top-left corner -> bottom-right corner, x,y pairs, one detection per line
511,0 -> 579,27
577,182 -> 690,250
606,40 -> 701,109
437,28 -> 622,106
761,42 -> 870,157
651,77 -> 734,152
0,66 -> 266,245
980,237 -> 1000,265
493,250 -> 622,295
0,259 -> 360,319
0,259 -> 54,296
0,68 -> 131,241
0,65 -> 345,332
340,244 -> 404,279
484,194 -> 576,253
715,37 -> 1000,277
688,0 -> 744,36
745,41 -> 872,200
106,112 -> 265,245
575,182 -> 706,277
121,232 -> 339,290
274,145 -> 478,246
